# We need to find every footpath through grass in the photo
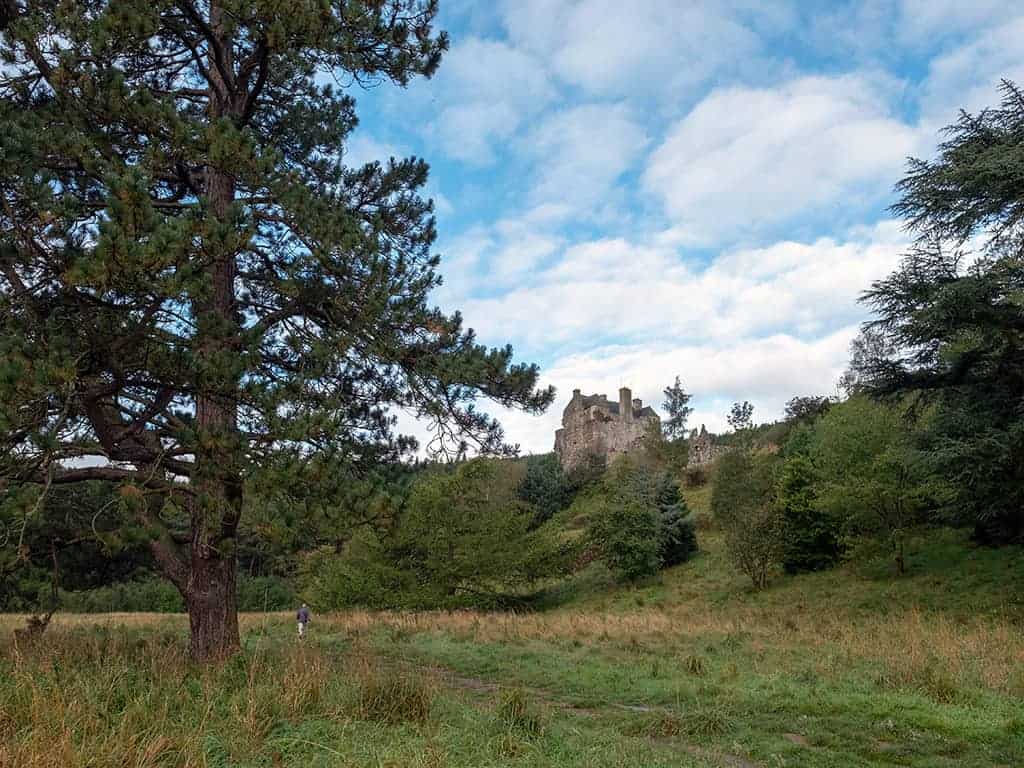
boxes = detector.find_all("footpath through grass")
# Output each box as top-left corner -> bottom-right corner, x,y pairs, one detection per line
2,528 -> 1022,767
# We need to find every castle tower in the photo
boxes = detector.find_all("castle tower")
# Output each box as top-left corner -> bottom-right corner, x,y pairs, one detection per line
619,387 -> 632,422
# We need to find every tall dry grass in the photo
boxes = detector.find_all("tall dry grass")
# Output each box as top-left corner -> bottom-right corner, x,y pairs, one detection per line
303,604 -> 1024,696
0,622 -> 436,768
6,597 -> 1019,699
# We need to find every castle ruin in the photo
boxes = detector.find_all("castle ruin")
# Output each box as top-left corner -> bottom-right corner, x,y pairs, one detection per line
553,387 -> 660,470
687,424 -> 726,466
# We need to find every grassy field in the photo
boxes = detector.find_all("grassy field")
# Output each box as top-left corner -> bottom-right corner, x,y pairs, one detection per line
2,526 -> 1023,767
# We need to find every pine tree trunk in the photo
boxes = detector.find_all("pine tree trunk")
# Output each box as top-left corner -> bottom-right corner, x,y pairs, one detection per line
183,0 -> 243,662
186,552 -> 240,661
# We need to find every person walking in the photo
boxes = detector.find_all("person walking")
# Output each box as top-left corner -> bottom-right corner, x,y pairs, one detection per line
296,603 -> 311,639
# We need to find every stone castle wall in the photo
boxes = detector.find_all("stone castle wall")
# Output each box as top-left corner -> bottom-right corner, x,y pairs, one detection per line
554,387 -> 660,470
688,424 -> 728,466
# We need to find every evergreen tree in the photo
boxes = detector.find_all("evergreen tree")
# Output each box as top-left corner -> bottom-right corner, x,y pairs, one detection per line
864,80 -> 1024,543
0,1 -> 552,660
587,457 -> 697,579
391,459 -> 568,606
775,453 -> 842,574
662,375 -> 693,441
517,453 -> 570,528
837,327 -> 896,397
653,472 -> 697,567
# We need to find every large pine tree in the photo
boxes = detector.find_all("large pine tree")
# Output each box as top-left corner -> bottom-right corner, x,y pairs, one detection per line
0,0 -> 553,660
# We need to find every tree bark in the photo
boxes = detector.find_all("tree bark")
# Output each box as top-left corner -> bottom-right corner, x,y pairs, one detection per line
185,552 -> 240,661
183,0 -> 243,662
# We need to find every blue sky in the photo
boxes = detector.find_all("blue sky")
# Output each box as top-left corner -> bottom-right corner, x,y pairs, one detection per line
349,0 -> 1024,453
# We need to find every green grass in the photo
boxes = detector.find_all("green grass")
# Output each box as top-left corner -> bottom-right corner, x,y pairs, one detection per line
3,527 -> 1022,767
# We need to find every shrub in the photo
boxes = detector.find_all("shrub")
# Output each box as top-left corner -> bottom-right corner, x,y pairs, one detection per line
586,496 -> 663,581
564,451 -> 607,494
55,573 -> 296,613
395,459 -> 572,605
59,575 -> 184,613
299,529 -> 414,611
811,397 -> 939,575
304,458 -> 573,610
585,458 -> 697,580
711,451 -> 784,589
237,575 -> 296,611
655,474 -> 698,567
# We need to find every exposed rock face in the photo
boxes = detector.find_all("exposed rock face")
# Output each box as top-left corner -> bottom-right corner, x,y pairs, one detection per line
688,424 -> 726,466
554,387 -> 660,471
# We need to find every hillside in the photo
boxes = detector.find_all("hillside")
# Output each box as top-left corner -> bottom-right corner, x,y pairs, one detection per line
3,524 -> 1021,768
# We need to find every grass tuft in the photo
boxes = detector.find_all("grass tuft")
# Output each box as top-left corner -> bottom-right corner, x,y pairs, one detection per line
354,661 -> 434,724
496,687 -> 545,737
632,703 -> 734,740
682,653 -> 706,676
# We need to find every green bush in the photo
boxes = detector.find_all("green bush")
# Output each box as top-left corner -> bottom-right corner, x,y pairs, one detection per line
517,453 -> 571,527
810,397 -> 940,575
585,457 -> 697,580
59,575 -> 184,613
655,472 -> 698,567
302,458 -> 573,610
711,450 -> 784,589
776,454 -> 843,574
237,575 -> 297,611
300,529 -> 416,610
586,495 -> 663,581
54,572 -> 295,613
660,503 -> 698,568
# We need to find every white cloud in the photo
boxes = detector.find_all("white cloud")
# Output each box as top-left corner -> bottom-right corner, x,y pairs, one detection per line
458,220 -> 907,352
898,0 -> 1012,44
643,74 -> 922,242
435,203 -> 573,304
499,0 -> 770,99
428,37 -> 555,164
384,1 -> 1024,455
342,134 -> 402,168
434,221 -> 910,453
525,103 -> 650,206
919,15 -> 1024,131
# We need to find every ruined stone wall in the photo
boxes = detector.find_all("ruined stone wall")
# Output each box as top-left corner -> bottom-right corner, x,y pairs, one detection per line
688,425 -> 728,466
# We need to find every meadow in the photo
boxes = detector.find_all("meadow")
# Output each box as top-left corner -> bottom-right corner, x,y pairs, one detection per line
2,525 -> 1022,768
